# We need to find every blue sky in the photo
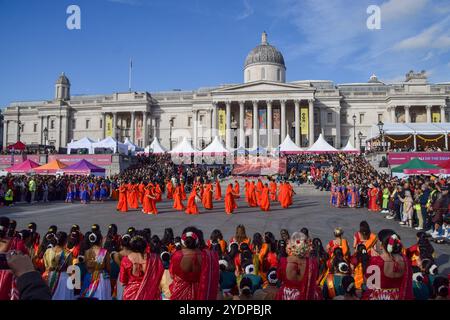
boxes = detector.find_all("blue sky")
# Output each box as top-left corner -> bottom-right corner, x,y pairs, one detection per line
0,0 -> 449,107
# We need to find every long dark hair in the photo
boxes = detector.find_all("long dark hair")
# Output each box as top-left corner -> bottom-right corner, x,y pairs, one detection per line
252,233 -> 263,252
161,228 -> 174,246
356,243 -> 369,274
359,221 -> 371,240
378,229 -> 402,255
264,232 -> 277,252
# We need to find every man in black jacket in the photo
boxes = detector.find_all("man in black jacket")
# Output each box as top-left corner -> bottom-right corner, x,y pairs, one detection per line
6,251 -> 51,300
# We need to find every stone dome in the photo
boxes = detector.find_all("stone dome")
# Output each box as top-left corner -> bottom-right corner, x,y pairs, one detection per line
244,32 -> 285,68
56,72 -> 70,85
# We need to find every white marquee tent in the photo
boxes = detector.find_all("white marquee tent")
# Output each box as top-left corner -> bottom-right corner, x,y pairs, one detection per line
169,137 -> 198,154
92,137 -> 128,154
145,137 -> 168,154
123,137 -> 142,153
341,140 -> 359,153
276,135 -> 303,154
198,136 -> 230,155
307,134 -> 339,152
66,137 -> 95,154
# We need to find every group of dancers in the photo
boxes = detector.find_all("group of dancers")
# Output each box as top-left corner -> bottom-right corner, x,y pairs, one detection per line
65,180 -> 110,204
115,177 -> 296,215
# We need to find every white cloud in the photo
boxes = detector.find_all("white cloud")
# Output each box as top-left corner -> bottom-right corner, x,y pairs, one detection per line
236,0 -> 254,20
393,18 -> 450,50
422,51 -> 434,61
380,0 -> 429,22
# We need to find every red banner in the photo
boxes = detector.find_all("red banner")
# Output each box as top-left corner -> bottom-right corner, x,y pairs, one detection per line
232,156 -> 286,176
48,154 -> 112,167
388,152 -> 450,165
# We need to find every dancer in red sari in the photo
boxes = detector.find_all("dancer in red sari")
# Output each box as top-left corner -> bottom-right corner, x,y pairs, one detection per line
202,182 -> 213,210
138,182 -> 145,206
247,181 -> 258,207
368,184 -> 380,212
214,178 -> 222,201
269,179 -> 277,201
276,231 -> 320,300
120,233 -> 164,300
169,228 -> 219,300
173,183 -> 186,211
362,229 -> 413,300
224,183 -> 238,215
244,179 -> 250,203
116,182 -> 128,213
234,180 -> 240,198
166,180 -> 174,200
155,183 -> 162,202
185,188 -> 201,215
259,183 -> 271,211
256,179 -> 264,205
180,180 -> 187,201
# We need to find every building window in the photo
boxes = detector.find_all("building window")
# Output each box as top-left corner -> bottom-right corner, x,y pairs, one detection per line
327,112 -> 333,123
340,113 -> 347,124
100,119 -> 103,129
261,67 -> 265,80
359,113 -> 365,124
72,119 -> 76,129
199,115 -> 204,124
187,116 -> 192,127
378,114 -> 383,122
86,119 -> 90,129
33,123 -> 37,132
50,120 -> 55,129
277,69 -> 280,81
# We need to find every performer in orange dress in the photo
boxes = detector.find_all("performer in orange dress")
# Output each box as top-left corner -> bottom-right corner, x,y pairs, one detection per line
256,179 -> 264,205
185,187 -> 201,215
214,178 -> 222,200
224,183 -> 238,215
166,179 -> 174,200
128,183 -> 139,209
155,183 -> 162,202
234,180 -> 240,198
247,181 -> 258,207
138,181 -> 145,206
180,180 -> 187,201
353,221 -> 378,255
142,183 -> 152,214
116,182 -> 128,213
202,182 -> 213,210
244,179 -> 250,203
269,179 -> 277,202
259,183 -> 271,211
172,183 -> 186,211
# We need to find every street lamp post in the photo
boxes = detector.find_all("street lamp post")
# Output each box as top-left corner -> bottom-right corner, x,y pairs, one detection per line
43,127 -> 48,152
169,118 -> 174,150
377,121 -> 384,152
358,131 -> 363,151
352,114 -> 357,146
17,120 -> 24,142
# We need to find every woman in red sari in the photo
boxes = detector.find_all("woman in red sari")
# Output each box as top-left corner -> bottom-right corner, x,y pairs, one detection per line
166,180 -> 174,200
116,182 -> 128,213
224,183 -> 238,215
172,183 -> 186,211
169,227 -> 219,300
269,179 -> 277,201
353,221 -> 378,255
276,231 -> 320,300
202,182 -> 213,210
368,184 -> 380,212
120,233 -> 164,300
185,187 -> 201,215
362,229 -> 413,300
214,178 -> 222,201
234,180 -> 240,198
155,183 -> 162,202
247,181 -> 258,207
259,183 -> 270,211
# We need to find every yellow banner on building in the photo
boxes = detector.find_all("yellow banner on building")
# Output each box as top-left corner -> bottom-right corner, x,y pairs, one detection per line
105,115 -> 113,137
300,107 -> 309,135
432,111 -> 441,123
218,109 -> 226,137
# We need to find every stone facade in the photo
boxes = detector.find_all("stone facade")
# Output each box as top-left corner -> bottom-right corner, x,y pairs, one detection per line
2,33 -> 450,151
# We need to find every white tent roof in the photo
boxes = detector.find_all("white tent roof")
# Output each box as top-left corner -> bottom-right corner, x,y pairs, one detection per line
341,140 -> 359,152
307,134 -> 338,152
169,137 -> 198,154
199,136 -> 229,154
92,137 -> 128,154
145,137 -> 167,154
277,135 -> 303,153
123,137 -> 141,152
66,137 -> 95,154
366,122 -> 450,140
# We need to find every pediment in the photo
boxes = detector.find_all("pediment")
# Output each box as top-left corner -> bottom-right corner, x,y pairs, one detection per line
212,81 -> 313,94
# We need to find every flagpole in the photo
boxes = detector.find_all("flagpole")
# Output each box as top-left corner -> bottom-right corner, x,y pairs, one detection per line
128,58 -> 132,92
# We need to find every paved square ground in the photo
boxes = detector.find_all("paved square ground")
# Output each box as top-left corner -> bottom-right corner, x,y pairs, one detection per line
2,181 -> 449,274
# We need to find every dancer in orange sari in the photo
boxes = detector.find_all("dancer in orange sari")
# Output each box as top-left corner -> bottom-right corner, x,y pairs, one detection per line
353,221 -> 378,255
202,182 -> 213,210
256,179 -> 264,205
185,188 -> 201,215
172,183 -> 186,211
116,182 -> 128,213
166,180 -> 174,200
269,179 -> 277,201
247,181 -> 258,207
279,182 -> 289,208
244,179 -> 250,203
138,181 -> 145,206
259,183 -> 271,211
224,183 -> 238,215
234,180 -> 240,198
368,184 -> 380,212
128,182 -> 139,209
180,180 -> 187,201
214,178 -> 222,200
155,183 -> 162,202
142,183 -> 152,214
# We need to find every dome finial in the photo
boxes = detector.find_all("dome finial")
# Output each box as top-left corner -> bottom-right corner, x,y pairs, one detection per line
261,31 -> 268,45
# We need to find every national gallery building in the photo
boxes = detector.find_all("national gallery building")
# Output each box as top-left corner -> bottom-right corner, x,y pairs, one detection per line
2,32 -> 450,151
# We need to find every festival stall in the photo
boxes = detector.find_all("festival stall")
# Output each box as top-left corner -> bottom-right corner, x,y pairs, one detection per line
66,137 -> 95,154
144,137 -> 167,154
341,140 -> 359,153
391,158 -> 441,177
34,159 -> 67,175
169,137 -> 198,155
123,137 -> 142,154
7,141 -> 27,152
63,159 -> 106,177
198,136 -> 230,155
307,134 -> 339,153
232,146 -> 249,157
92,137 -> 128,154
4,159 -> 40,175
248,146 -> 268,156
275,135 -> 303,154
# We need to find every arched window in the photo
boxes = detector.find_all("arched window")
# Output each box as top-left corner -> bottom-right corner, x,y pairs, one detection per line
261,67 -> 265,80
277,68 -> 280,81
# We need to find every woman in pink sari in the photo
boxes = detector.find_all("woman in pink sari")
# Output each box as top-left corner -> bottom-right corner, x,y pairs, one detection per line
119,232 -> 164,300
362,229 -> 413,300
169,227 -> 219,300
276,231 -> 321,300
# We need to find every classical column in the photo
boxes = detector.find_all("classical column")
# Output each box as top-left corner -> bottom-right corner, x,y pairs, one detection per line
426,105 -> 432,123
193,110 -> 198,148
266,100 -> 273,149
440,105 -> 446,123
39,116 -> 44,144
390,106 -> 396,123
404,105 -> 410,123
143,112 -> 148,146
112,112 -> 117,139
4,120 -> 8,146
225,101 -> 232,149
239,101 -> 245,148
131,111 -> 136,143
294,100 -> 300,146
252,100 -> 259,148
211,102 -> 218,137
308,99 -> 315,146
335,106 -> 341,148
280,100 -> 286,140
102,113 -> 106,138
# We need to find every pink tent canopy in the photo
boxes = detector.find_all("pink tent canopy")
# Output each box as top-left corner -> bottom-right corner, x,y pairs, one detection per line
5,159 -> 40,174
